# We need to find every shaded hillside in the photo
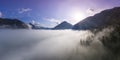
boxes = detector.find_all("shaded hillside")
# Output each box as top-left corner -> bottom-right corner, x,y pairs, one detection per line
72,7 -> 120,60
53,21 -> 73,29
73,7 -> 120,30
0,18 -> 29,29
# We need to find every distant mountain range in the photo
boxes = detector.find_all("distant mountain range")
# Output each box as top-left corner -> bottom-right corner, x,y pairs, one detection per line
73,7 -> 120,30
53,7 -> 120,30
1,7 -> 120,30
0,18 -> 29,29
29,23 -> 51,30
53,21 -> 73,30
29,21 -> 73,30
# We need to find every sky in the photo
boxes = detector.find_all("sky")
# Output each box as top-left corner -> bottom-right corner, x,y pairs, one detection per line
0,0 -> 120,27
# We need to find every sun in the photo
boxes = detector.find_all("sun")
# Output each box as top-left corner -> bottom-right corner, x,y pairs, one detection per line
68,10 -> 86,24
72,12 -> 86,20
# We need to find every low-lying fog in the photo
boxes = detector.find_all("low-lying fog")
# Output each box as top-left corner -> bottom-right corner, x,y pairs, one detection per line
0,29 -> 115,60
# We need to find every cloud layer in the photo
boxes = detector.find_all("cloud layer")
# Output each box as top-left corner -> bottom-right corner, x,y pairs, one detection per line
0,28 -> 117,60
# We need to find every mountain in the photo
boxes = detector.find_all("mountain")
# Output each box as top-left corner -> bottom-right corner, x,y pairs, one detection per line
73,7 -> 120,30
0,18 -> 29,29
53,21 -> 73,29
73,7 -> 120,56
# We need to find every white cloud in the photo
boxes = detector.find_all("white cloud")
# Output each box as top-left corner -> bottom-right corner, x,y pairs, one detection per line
87,8 -> 94,13
86,8 -> 95,16
86,8 -> 103,16
31,20 -> 35,24
30,20 -> 40,25
45,18 -> 62,24
18,8 -> 32,14
0,11 -> 2,17
0,28 -> 114,60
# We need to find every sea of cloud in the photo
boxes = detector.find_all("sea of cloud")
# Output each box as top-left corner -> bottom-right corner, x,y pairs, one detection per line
0,29 -> 114,60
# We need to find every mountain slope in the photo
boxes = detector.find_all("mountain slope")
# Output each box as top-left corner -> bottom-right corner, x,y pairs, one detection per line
0,18 -> 29,29
53,21 -> 73,29
73,7 -> 120,30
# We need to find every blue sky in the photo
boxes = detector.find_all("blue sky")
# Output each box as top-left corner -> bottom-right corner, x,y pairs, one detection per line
0,0 -> 120,27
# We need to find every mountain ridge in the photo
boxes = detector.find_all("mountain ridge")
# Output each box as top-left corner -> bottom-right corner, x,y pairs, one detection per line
0,18 -> 29,29
53,21 -> 73,29
73,7 -> 120,30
